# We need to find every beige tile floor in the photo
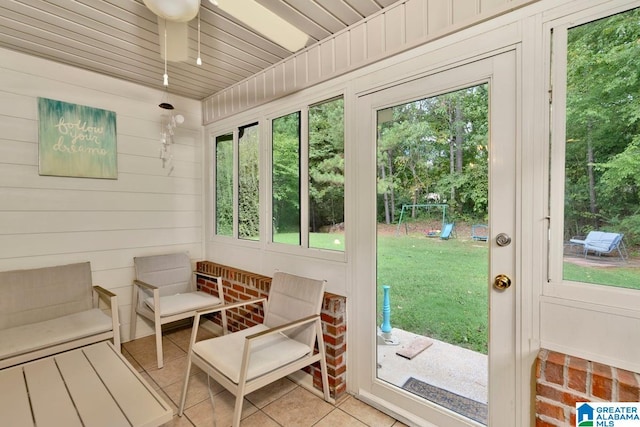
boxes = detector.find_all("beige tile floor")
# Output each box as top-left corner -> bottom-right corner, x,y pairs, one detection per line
122,326 -> 408,427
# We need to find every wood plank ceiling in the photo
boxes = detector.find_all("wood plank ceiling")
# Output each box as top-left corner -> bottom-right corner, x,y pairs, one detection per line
0,0 -> 398,100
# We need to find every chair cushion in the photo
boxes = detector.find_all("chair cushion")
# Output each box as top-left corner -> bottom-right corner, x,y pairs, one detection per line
193,324 -> 312,383
0,308 -> 112,360
144,291 -> 222,317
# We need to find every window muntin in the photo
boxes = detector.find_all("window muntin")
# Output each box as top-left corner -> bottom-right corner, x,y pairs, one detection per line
238,123 -> 260,241
272,112 -> 301,245
215,133 -> 233,236
553,7 -> 639,291
309,97 -> 345,251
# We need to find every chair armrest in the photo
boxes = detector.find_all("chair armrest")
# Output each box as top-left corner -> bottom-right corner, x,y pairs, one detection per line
195,297 -> 267,317
194,271 -> 220,281
93,285 -> 116,300
188,297 -> 268,352
237,315 -> 324,387
194,272 -> 226,307
92,285 -> 121,351
246,314 -> 319,341
133,279 -> 158,291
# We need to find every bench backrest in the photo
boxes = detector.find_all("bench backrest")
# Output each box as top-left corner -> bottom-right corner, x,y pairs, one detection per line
584,231 -> 621,250
0,262 -> 93,329
134,252 -> 192,297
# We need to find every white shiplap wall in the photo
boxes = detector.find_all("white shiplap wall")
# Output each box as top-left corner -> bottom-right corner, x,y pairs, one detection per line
202,0 -> 539,124
0,48 -> 203,342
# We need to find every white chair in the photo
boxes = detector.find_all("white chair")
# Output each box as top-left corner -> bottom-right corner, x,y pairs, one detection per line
130,252 -> 227,368
178,271 -> 330,427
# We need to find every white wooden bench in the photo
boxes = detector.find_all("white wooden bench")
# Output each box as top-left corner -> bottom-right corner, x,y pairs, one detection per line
0,341 -> 171,427
0,262 -> 120,369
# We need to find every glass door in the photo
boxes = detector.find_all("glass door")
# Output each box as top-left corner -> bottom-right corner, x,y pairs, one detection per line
354,51 -> 518,427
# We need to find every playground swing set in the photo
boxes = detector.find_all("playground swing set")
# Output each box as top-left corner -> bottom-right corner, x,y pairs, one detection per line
395,203 -> 456,240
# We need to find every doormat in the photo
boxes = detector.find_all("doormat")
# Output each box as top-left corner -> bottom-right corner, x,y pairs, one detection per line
401,377 -> 487,425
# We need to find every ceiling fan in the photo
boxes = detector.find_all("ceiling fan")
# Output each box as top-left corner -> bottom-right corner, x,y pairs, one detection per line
143,0 -> 309,63
142,0 -> 199,62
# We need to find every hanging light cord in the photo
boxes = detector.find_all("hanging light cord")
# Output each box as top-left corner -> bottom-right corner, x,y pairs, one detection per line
163,19 -> 168,86
197,10 -> 202,65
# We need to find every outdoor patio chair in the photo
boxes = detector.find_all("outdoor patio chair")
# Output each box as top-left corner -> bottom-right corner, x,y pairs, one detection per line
569,231 -> 628,260
178,271 -> 330,427
471,224 -> 488,241
130,252 -> 227,368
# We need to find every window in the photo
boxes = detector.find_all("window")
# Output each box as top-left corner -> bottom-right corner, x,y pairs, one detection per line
215,133 -> 233,236
214,124 -> 260,240
238,123 -> 260,240
550,7 -> 639,291
272,112 -> 301,245
270,97 -> 345,251
309,98 -> 345,251
214,96 -> 345,255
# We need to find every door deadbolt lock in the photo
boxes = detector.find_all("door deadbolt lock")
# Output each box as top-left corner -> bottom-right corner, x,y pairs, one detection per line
496,233 -> 511,247
494,274 -> 512,290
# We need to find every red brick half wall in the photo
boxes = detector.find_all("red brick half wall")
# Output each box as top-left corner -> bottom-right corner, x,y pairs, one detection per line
535,349 -> 640,426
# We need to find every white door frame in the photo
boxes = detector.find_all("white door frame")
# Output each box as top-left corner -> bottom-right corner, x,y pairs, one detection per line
351,50 -> 520,427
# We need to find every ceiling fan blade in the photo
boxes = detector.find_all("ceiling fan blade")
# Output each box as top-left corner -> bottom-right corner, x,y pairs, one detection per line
158,18 -> 189,62
214,0 -> 308,52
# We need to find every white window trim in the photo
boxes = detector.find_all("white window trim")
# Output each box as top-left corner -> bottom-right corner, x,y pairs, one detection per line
544,2 -> 640,312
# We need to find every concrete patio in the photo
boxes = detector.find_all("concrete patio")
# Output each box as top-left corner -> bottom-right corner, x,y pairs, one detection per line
376,328 -> 488,404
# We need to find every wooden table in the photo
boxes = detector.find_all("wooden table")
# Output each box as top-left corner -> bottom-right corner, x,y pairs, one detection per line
0,341 -> 173,427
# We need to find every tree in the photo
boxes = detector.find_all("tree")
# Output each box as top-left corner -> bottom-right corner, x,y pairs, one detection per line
272,112 -> 301,237
376,84 -> 489,224
238,124 -> 260,239
309,98 -> 345,231
215,134 -> 233,235
379,103 -> 434,219
564,7 -> 640,244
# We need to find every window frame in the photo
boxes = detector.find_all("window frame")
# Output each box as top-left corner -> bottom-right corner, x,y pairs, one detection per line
237,122 -> 261,241
214,132 -> 234,238
211,124 -> 262,245
544,4 -> 640,311
209,91 -> 347,262
266,95 -> 346,260
270,110 -> 303,246
308,96 -> 345,252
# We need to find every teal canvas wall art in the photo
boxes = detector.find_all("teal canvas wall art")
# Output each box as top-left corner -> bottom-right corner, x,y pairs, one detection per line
38,97 -> 118,179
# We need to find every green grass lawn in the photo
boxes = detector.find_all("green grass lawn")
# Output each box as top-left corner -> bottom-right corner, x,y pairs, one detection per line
377,235 -> 489,354
563,262 -> 640,290
273,231 -> 346,251
278,229 -> 638,355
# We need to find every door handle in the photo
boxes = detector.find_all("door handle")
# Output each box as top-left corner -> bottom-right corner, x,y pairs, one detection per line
493,274 -> 512,290
496,233 -> 511,247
